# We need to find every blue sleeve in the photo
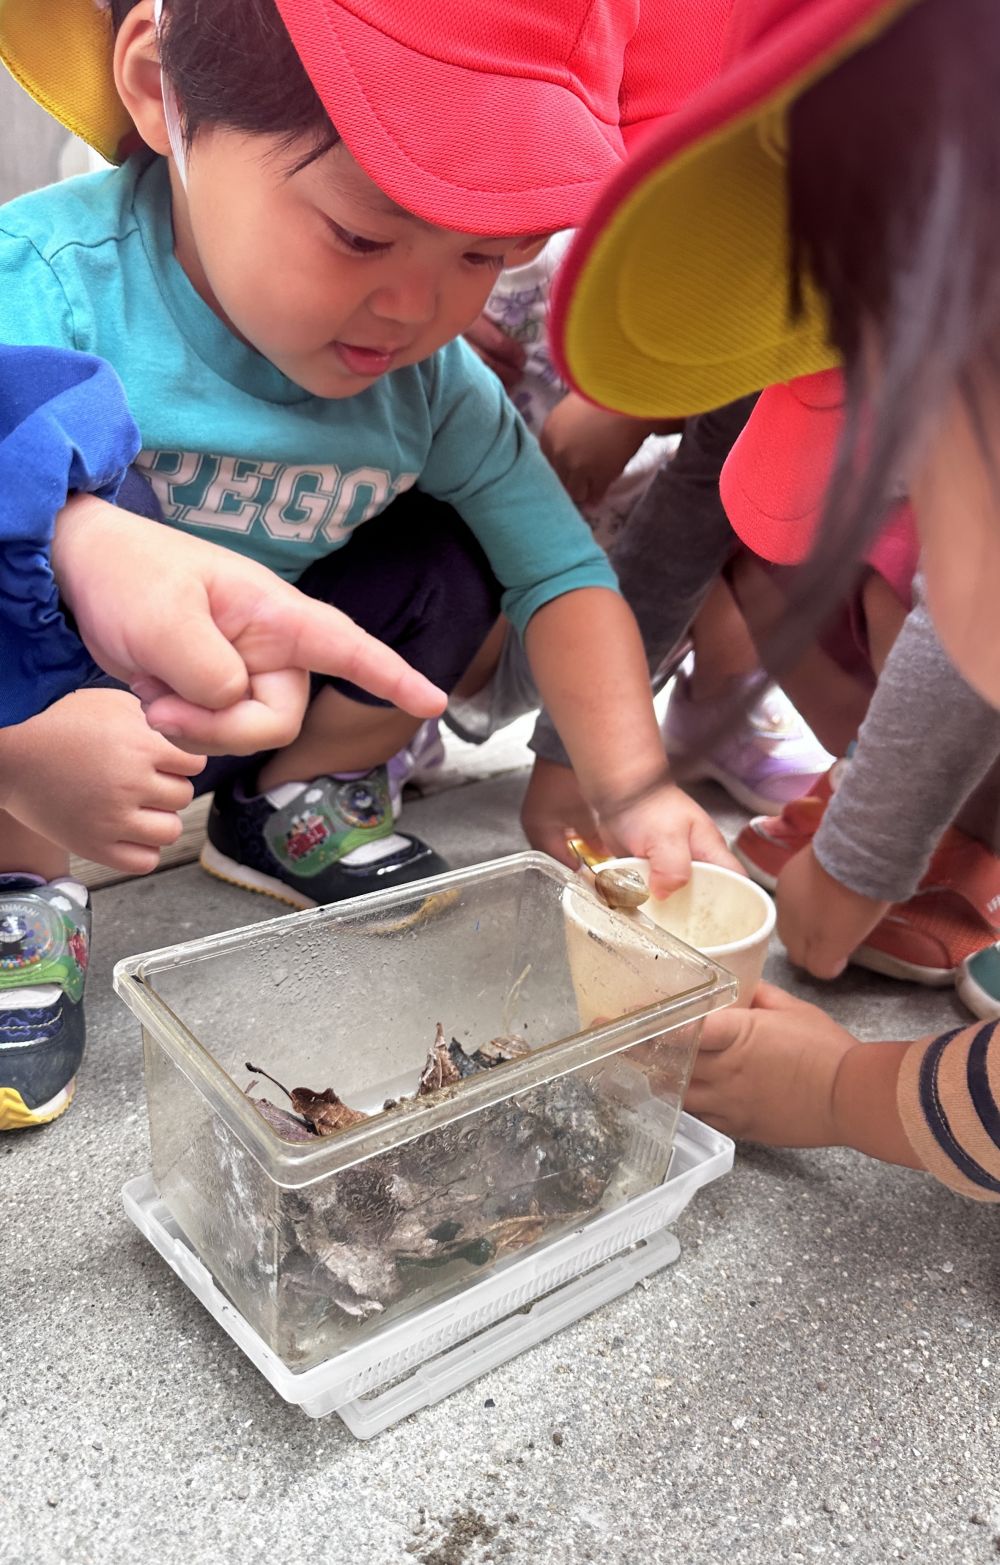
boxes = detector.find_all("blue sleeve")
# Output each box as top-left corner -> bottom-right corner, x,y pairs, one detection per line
419,339 -> 619,638
0,344 -> 141,727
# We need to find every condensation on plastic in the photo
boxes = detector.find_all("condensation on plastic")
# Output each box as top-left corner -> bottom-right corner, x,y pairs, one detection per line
114,852 -> 735,1371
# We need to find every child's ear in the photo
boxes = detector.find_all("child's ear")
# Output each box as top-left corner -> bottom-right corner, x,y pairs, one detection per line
113,0 -> 172,158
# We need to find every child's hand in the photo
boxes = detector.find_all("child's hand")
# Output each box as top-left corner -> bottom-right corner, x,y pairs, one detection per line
539,394 -> 667,506
684,982 -> 857,1146
776,845 -> 890,979
523,592 -> 739,898
463,315 -> 527,392
601,782 -> 742,899
52,496 -> 447,755
1,689 -> 205,874
520,762 -> 739,898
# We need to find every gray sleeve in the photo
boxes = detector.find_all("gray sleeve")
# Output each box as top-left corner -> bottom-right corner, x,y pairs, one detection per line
814,586 -> 1000,901
529,396 -> 756,766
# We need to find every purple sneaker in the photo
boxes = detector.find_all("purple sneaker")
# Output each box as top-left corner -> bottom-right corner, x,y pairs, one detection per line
385,720 -> 447,809
663,670 -> 833,815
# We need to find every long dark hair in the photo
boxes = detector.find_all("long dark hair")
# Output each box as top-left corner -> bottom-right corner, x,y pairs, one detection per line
783,0 -> 1000,641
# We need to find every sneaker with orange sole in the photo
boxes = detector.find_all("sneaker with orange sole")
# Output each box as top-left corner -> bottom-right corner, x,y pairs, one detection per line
733,764 -> 840,889
734,768 -> 1000,1002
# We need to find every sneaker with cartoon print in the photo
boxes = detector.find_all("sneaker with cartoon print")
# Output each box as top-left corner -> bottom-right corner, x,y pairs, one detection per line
200,764 -> 449,907
0,875 -> 91,1130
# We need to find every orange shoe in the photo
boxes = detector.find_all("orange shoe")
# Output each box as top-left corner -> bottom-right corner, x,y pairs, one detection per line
733,765 -> 839,890
736,782 -> 1000,987
853,827 -> 1000,986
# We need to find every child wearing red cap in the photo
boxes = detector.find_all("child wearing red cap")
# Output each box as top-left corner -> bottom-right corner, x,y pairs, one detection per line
0,0 -> 738,1127
552,0 -> 1000,1200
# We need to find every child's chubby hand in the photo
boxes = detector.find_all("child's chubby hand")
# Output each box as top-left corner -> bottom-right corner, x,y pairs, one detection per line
0,688 -> 205,875
776,845 -> 890,980
684,982 -> 858,1147
540,393 -> 680,507
600,780 -> 743,898
51,496 -> 447,756
520,757 -> 739,899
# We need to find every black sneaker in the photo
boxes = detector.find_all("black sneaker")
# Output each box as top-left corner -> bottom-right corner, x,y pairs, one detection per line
0,875 -> 91,1131
200,765 -> 449,907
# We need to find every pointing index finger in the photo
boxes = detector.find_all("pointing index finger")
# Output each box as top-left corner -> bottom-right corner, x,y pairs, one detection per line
292,602 -> 447,718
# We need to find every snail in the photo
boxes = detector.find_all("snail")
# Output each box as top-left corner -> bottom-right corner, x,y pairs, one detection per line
566,837 -> 651,911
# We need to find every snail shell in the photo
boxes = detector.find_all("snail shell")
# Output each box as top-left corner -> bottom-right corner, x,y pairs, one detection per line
594,865 -> 650,910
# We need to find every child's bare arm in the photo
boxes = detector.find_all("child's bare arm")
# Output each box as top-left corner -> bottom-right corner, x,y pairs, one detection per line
687,984 -> 1000,1199
685,983 -> 921,1166
523,586 -> 739,893
540,391 -> 682,506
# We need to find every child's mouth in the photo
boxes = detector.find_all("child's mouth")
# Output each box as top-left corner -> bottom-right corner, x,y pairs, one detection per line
334,341 -> 399,377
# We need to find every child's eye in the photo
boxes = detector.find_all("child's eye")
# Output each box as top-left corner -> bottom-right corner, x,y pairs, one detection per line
464,252 -> 507,272
326,220 -> 391,256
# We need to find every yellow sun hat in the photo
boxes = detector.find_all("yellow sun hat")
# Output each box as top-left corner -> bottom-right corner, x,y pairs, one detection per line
0,0 -> 139,163
550,0 -> 921,419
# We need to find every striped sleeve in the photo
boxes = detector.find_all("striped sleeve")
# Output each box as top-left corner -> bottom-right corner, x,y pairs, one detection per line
897,1023 -> 1000,1201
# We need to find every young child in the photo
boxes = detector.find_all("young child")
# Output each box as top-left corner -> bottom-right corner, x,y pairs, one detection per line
551,0 -> 1000,1200
721,374 -> 1000,1020
0,0 -> 735,1126
0,338 -> 449,1132
497,314 -> 1000,1016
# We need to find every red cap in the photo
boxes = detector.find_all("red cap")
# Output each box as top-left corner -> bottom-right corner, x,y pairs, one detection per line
617,0 -> 737,151
720,371 -> 846,564
274,0 -> 655,234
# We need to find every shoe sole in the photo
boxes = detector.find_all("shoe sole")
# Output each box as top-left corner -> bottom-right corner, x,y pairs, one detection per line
0,1079 -> 75,1130
199,843 -> 317,909
732,842 -> 780,893
849,946 -> 954,987
955,966 -> 1000,1021
676,759 -> 794,817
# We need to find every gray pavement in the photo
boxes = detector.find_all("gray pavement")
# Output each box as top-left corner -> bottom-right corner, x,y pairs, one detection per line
3,751 -> 999,1565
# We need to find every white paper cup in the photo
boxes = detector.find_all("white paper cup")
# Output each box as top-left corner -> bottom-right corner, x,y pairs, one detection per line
583,859 -> 775,1003
562,882 -> 707,1031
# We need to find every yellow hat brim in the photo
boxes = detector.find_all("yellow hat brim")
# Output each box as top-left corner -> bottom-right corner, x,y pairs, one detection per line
556,0 -> 915,419
559,110 -> 838,419
0,0 -> 132,163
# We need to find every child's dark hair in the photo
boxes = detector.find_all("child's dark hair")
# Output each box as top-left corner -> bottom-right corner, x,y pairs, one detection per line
110,0 -> 339,163
778,0 -> 1000,657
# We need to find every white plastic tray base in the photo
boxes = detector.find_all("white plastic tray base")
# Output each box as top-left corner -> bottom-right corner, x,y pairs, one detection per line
122,1112 -> 733,1438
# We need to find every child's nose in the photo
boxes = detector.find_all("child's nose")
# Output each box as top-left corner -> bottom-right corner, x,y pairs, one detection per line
369,270 -> 438,327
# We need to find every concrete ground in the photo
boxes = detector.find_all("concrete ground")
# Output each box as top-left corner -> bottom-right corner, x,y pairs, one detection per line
3,724 -> 998,1565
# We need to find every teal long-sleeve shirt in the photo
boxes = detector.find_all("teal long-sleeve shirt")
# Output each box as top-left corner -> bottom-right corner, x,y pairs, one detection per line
0,155 -> 617,639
